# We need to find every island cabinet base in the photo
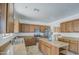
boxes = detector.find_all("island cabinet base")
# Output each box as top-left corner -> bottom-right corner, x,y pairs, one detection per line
39,40 -> 59,55
38,38 -> 69,55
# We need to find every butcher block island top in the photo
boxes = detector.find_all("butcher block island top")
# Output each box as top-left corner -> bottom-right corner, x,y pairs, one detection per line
39,38 -> 69,55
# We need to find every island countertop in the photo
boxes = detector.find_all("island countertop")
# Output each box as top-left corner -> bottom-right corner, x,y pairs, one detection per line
39,38 -> 69,48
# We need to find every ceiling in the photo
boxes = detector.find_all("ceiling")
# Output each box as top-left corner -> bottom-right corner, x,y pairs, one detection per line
14,3 -> 79,23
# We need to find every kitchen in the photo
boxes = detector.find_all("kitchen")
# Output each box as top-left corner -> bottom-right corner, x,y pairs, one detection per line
0,3 -> 79,55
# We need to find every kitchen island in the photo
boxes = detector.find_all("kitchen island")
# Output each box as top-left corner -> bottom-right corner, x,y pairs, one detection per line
39,38 -> 69,55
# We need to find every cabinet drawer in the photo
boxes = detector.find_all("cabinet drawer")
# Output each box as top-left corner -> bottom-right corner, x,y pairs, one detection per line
58,38 -> 64,42
63,39 -> 70,43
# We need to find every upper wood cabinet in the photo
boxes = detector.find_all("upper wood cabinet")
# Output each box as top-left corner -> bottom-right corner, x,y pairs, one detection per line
40,25 -> 47,32
60,19 -> 79,32
19,23 -> 48,33
0,3 -> 14,33
0,4 -> 7,33
19,24 -> 30,32
60,23 -> 66,32
29,24 -> 35,32
24,24 -> 30,32
66,21 -> 73,32
6,4 -> 14,33
73,20 -> 79,32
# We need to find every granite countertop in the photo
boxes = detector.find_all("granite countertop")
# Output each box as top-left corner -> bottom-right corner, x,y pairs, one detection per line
0,34 -> 16,47
39,38 -> 69,48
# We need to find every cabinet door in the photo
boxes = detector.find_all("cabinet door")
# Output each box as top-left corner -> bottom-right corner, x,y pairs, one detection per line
0,4 -> 7,33
6,4 -> 14,33
78,41 -> 79,54
44,45 -> 51,55
40,25 -> 46,32
29,24 -> 35,32
25,24 -> 30,32
73,20 -> 79,32
58,38 -> 64,42
69,40 -> 78,53
19,24 -> 22,32
66,21 -> 73,32
60,23 -> 66,32
0,4 -> 2,33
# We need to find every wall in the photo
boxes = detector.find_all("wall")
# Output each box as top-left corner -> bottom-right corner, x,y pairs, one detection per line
19,19 -> 50,26
50,13 -> 79,38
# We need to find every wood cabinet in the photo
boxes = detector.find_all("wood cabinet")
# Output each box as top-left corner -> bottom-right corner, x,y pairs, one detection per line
60,19 -> 79,32
39,40 -> 51,55
78,41 -> 79,54
69,40 -> 78,53
0,4 -> 7,33
58,37 -> 78,54
73,20 -> 79,32
0,3 -> 14,33
24,24 -> 30,32
19,24 -> 30,32
58,38 -> 64,42
66,21 -> 73,32
29,24 -> 35,32
40,25 -> 47,32
39,39 -> 68,55
60,23 -> 66,32
6,4 -> 14,33
19,23 -> 48,33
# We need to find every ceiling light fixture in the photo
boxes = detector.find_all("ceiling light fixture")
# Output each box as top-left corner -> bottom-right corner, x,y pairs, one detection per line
34,8 -> 40,12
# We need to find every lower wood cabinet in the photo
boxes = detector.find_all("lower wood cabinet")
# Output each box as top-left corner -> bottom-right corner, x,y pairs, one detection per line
77,41 -> 79,54
39,40 -> 51,55
39,39 -> 68,55
58,38 -> 78,54
69,40 -> 78,53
